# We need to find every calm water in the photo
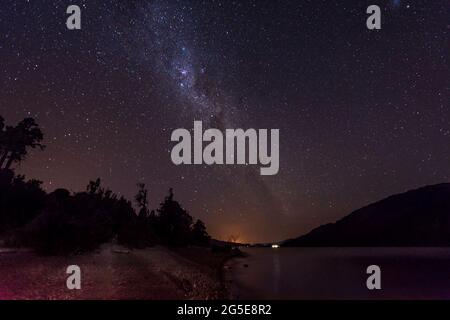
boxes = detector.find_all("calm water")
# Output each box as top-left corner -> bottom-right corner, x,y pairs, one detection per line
225,247 -> 450,300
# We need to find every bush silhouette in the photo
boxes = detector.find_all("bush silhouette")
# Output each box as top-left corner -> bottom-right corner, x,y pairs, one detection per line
191,219 -> 211,246
16,182 -> 137,254
0,169 -> 46,233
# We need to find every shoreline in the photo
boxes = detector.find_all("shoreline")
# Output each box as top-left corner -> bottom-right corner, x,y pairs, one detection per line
218,248 -> 246,299
220,248 -> 250,300
169,245 -> 244,299
0,243 -> 241,300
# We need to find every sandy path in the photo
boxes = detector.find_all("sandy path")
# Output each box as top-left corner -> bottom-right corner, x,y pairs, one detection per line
0,244 -> 221,300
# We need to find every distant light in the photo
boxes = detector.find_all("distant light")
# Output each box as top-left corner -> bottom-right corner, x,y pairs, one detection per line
271,244 -> 279,249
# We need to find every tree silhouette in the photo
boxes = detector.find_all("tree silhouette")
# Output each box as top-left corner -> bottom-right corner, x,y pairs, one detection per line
87,178 -> 102,195
191,219 -> 211,246
0,116 -> 7,167
0,170 -> 46,233
157,188 -> 193,247
131,183 -> 158,247
135,183 -> 149,218
0,117 -> 45,169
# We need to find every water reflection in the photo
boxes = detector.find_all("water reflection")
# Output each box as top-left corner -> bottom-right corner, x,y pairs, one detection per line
226,247 -> 450,300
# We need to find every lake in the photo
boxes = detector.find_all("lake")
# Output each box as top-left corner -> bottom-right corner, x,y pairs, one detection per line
225,247 -> 450,299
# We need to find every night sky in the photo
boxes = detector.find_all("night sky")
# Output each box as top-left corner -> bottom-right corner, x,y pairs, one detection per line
1,0 -> 449,243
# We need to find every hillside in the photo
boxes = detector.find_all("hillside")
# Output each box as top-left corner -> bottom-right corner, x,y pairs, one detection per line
283,184 -> 450,246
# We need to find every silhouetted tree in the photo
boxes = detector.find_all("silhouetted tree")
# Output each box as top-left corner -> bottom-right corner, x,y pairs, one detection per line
128,183 -> 158,247
157,188 -> 193,247
191,219 -> 211,246
0,116 -> 7,167
135,183 -> 149,218
148,209 -> 158,226
0,117 -> 45,169
0,116 -> 5,157
87,178 -> 102,195
0,169 -> 46,233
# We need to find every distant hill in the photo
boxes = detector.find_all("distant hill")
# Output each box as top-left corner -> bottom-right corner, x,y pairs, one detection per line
283,183 -> 450,247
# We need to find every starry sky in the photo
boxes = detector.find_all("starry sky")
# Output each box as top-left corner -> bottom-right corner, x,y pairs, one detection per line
1,0 -> 449,243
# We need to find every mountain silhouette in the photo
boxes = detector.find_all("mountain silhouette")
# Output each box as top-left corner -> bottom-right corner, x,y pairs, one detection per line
283,183 -> 450,247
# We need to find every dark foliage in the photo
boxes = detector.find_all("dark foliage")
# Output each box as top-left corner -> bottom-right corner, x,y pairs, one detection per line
0,115 -> 211,255
17,181 -> 138,254
191,219 -> 211,246
0,169 -> 46,233
156,188 -> 193,247
0,116 -> 45,170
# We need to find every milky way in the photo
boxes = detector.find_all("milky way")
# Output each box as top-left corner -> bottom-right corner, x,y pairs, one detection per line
1,0 -> 450,242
